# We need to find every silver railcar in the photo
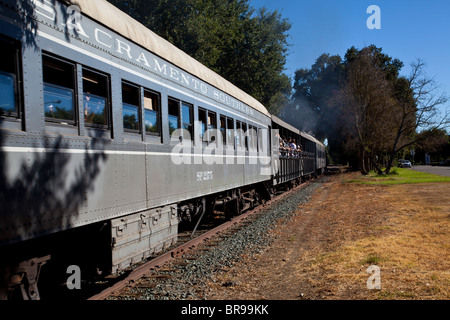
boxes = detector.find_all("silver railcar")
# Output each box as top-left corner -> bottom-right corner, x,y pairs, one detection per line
0,0 -> 325,299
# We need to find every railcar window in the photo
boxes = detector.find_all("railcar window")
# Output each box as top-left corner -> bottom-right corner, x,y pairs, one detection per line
198,108 -> 217,143
227,118 -> 234,148
207,111 -> 217,143
198,108 -> 207,142
247,125 -> 253,150
182,102 -> 193,140
0,37 -> 20,118
220,116 -> 226,145
208,112 -> 216,131
168,98 -> 180,136
248,125 -> 257,151
83,68 -> 110,128
0,72 -> 16,115
242,122 -> 248,150
43,54 -> 76,123
144,90 -> 160,135
122,82 -> 140,132
236,120 -> 241,147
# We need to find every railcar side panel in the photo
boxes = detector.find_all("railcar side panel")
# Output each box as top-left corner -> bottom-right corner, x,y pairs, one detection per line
0,0 -> 272,248
0,0 -> 329,289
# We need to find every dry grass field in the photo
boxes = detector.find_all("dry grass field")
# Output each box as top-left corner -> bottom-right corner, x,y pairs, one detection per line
204,171 -> 450,300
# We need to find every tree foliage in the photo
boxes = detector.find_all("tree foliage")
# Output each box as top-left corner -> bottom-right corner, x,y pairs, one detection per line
107,0 -> 292,114
280,53 -> 345,163
282,53 -> 343,138
289,45 -> 449,174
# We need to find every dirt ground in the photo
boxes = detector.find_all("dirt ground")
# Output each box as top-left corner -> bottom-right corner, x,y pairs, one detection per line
204,173 -> 450,300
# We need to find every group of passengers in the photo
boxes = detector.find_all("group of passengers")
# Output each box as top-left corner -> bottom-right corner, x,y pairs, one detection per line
279,136 -> 302,157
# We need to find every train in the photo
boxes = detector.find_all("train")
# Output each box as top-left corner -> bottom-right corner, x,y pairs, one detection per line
0,0 -> 326,299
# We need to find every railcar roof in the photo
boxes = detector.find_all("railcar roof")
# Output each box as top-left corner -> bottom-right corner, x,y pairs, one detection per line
300,131 -> 324,147
65,0 -> 270,117
272,115 -> 301,135
272,115 -> 324,147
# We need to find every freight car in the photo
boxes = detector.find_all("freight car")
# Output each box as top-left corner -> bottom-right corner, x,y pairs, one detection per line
0,0 -> 326,299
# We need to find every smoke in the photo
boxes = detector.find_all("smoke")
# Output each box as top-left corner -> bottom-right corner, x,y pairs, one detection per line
278,95 -> 320,137
296,97 -> 320,135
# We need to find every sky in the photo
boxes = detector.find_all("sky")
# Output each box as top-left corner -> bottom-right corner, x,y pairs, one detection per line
250,0 -> 450,111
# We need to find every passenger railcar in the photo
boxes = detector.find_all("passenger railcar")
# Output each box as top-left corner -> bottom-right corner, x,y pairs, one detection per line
0,0 -> 326,299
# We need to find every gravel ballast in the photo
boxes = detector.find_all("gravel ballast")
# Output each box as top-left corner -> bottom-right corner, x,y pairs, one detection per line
110,177 -> 327,300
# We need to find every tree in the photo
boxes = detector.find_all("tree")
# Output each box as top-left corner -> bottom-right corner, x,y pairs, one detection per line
338,46 -> 449,174
339,46 -> 401,174
290,45 -> 449,173
414,128 -> 449,162
107,0 -> 292,114
280,53 -> 344,163
238,8 -> 292,115
382,60 -> 449,173
286,53 -> 343,139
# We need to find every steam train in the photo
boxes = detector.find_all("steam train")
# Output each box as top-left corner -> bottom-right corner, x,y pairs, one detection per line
0,0 -> 325,299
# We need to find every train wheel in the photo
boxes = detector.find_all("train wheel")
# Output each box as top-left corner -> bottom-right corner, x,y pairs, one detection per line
0,255 -> 50,300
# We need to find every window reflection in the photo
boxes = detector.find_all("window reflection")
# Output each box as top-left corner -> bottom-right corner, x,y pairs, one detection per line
182,103 -> 193,140
168,114 -> 179,136
0,36 -> 20,118
43,54 -> 76,123
44,85 -> 74,121
0,72 -> 15,115
145,109 -> 158,134
84,93 -> 107,126
123,103 -> 139,131
198,108 -> 206,141
168,99 -> 180,136
83,68 -> 109,128
144,90 -> 160,135
122,82 -> 140,133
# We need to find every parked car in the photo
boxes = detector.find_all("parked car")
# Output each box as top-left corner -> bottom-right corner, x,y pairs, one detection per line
439,159 -> 450,166
399,160 -> 412,168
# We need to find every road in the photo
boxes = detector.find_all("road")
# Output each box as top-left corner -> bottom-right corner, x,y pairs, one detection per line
411,165 -> 450,177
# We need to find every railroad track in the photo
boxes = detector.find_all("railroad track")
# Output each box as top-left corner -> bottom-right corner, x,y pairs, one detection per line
89,180 -> 317,300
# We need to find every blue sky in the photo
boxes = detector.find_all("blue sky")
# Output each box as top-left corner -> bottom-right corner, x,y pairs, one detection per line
250,0 -> 450,103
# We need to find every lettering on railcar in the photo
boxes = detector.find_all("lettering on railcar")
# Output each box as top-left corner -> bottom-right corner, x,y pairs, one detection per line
196,171 -> 213,182
31,0 -> 255,117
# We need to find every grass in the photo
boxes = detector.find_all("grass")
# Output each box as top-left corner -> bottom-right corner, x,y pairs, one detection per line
348,168 -> 450,185
322,182 -> 450,299
208,174 -> 450,300
361,253 -> 383,265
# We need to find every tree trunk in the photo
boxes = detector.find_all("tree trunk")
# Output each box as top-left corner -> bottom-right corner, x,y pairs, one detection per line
384,149 -> 397,174
359,148 -> 369,175
368,153 -> 383,175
